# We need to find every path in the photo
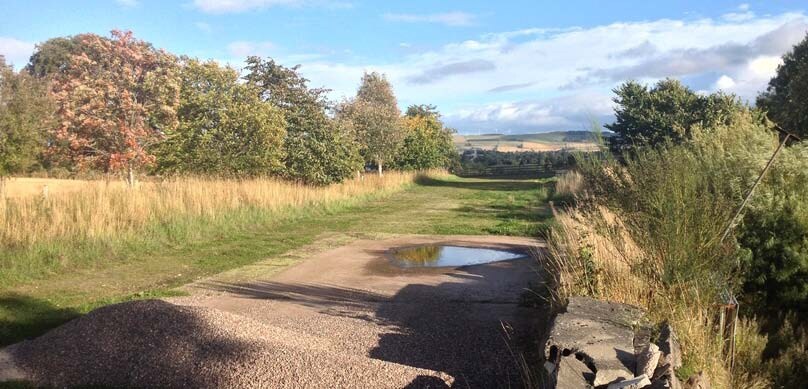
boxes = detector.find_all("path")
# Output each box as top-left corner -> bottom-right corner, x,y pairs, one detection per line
173,234 -> 545,387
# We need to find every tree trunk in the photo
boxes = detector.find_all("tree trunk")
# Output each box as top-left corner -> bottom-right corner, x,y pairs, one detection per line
126,162 -> 136,188
377,160 -> 383,176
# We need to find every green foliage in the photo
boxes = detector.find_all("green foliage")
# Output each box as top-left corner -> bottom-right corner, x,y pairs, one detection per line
405,104 -> 439,118
340,72 -> 403,173
393,114 -> 456,170
244,57 -> 361,184
606,79 -> 745,152
154,59 -> 286,176
757,32 -> 808,138
25,36 -> 84,78
738,141 -> 808,320
0,57 -> 53,176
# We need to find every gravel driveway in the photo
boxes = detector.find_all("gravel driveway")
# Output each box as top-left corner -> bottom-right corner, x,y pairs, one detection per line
1,235 -> 546,388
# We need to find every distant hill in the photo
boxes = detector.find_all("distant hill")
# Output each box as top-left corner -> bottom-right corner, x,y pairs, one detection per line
454,130 -> 607,152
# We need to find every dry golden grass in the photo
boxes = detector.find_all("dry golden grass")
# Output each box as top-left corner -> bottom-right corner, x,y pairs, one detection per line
542,202 -> 734,387
0,171 -> 443,248
1,177 -> 128,198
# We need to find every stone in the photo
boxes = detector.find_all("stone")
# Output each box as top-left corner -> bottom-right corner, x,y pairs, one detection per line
607,374 -> 652,389
635,343 -> 661,377
684,371 -> 710,389
544,297 -> 645,387
556,355 -> 593,389
658,324 -> 682,369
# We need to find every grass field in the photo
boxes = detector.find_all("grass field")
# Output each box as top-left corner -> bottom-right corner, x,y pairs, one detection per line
0,174 -> 554,346
454,131 -> 603,152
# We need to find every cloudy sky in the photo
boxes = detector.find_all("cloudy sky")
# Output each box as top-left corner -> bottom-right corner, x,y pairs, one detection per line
1,0 -> 806,134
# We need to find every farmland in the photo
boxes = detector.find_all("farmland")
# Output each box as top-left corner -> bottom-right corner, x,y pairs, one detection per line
453,131 -> 604,152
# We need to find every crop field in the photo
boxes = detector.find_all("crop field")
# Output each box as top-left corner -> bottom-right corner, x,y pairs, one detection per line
453,131 -> 602,152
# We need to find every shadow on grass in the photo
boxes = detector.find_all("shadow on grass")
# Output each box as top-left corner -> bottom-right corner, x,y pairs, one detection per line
0,293 -> 80,347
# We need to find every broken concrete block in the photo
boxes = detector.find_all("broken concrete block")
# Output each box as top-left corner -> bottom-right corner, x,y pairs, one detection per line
658,324 -> 682,369
635,343 -> 661,377
544,297 -> 645,387
607,374 -> 652,389
556,355 -> 593,389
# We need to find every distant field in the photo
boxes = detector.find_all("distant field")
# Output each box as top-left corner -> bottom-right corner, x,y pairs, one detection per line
454,130 -> 605,152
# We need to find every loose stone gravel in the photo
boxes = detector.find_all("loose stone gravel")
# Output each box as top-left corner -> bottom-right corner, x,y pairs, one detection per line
8,300 -> 453,388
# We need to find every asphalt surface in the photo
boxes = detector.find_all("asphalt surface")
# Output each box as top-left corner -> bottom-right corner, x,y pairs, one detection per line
2,235 -> 545,388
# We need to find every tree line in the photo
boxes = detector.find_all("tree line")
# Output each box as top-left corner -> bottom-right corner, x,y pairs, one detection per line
0,30 -> 457,186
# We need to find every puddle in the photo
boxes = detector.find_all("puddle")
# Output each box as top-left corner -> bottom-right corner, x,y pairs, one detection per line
389,245 -> 527,268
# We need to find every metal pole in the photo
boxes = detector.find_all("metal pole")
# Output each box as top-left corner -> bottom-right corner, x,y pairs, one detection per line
720,133 -> 790,243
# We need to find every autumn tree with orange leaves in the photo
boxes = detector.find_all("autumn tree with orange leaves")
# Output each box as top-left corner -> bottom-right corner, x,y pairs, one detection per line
48,30 -> 180,186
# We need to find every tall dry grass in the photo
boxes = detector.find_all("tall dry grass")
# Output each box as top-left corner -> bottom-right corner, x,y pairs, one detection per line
542,202 -> 732,387
0,171 -> 441,248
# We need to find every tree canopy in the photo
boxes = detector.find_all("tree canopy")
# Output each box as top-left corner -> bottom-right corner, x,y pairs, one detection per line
606,79 -> 745,153
244,57 -> 361,184
154,58 -> 286,176
0,57 -> 53,177
757,32 -> 808,138
340,72 -> 403,175
47,31 -> 181,185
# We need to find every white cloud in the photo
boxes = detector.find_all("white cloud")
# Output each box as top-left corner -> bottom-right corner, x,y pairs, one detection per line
0,37 -> 35,69
223,10 -> 807,133
716,75 -> 736,90
192,0 -> 351,13
383,12 -> 476,27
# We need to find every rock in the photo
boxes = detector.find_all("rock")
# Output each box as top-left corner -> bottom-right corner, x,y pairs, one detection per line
544,297 -> 645,387
635,343 -> 661,377
658,324 -> 682,369
556,355 -> 593,389
684,371 -> 710,389
607,374 -> 652,389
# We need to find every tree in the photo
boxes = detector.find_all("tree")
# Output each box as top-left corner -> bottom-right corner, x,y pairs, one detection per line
48,31 -> 180,186
405,104 -> 439,118
393,110 -> 457,170
0,57 -> 53,192
340,72 -> 403,175
757,33 -> 808,138
606,79 -> 745,153
154,58 -> 285,176
25,36 -> 85,78
244,57 -> 362,184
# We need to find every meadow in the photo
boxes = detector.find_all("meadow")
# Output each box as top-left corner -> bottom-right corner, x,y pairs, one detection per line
0,173 -> 553,346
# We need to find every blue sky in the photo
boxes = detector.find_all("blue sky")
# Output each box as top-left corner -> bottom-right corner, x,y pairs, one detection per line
1,1 -> 807,134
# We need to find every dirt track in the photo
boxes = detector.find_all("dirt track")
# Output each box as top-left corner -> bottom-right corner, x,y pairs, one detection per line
3,235 -> 546,388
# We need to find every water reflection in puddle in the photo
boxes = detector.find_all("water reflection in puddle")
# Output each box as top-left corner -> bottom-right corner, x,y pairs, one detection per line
389,245 -> 527,268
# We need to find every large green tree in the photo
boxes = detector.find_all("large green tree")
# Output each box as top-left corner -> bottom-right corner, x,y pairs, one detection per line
757,32 -> 808,138
154,58 -> 286,176
606,79 -> 744,153
340,72 -> 403,175
393,106 -> 457,170
244,57 -> 361,184
0,57 -> 53,187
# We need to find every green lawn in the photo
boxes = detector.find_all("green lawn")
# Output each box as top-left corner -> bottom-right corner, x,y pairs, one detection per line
0,175 -> 553,346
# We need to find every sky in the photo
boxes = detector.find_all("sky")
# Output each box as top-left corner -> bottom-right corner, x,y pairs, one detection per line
1,1 -> 807,134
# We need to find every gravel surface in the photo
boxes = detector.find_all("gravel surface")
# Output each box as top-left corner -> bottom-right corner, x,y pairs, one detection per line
8,300 -> 453,388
